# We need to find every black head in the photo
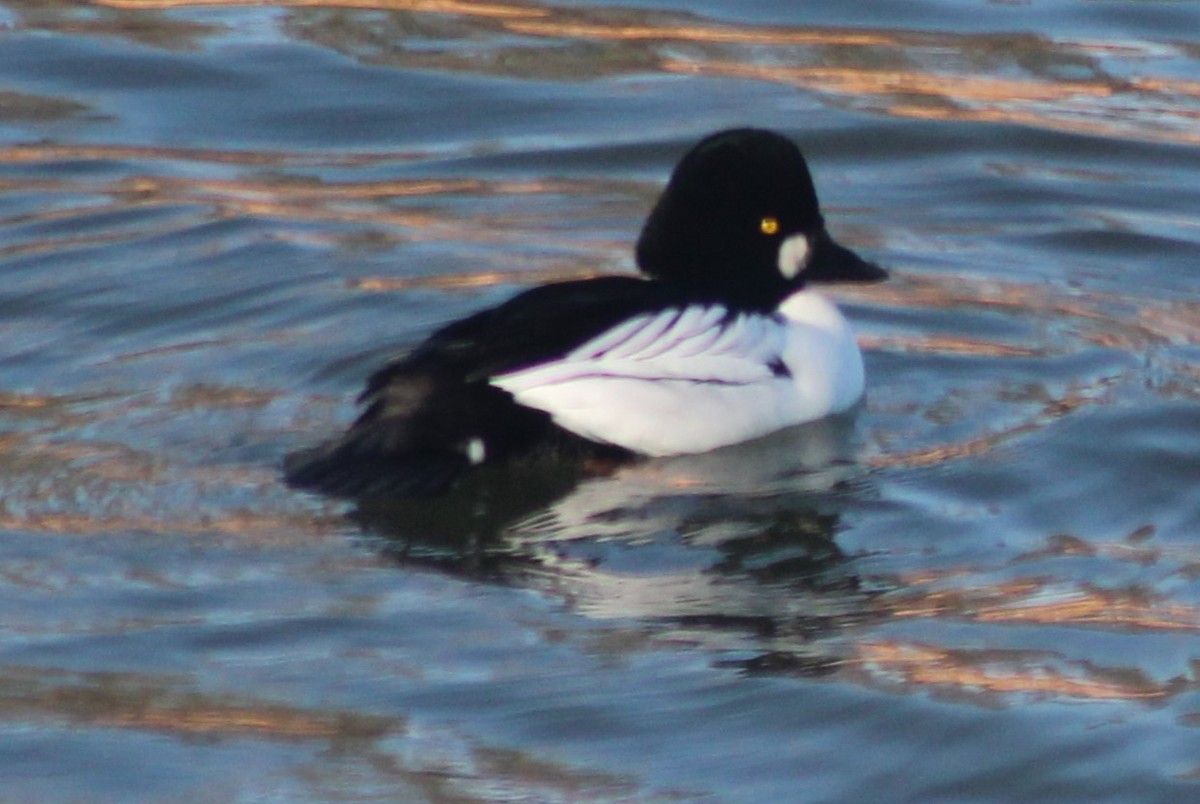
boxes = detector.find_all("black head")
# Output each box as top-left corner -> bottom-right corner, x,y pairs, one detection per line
635,128 -> 887,308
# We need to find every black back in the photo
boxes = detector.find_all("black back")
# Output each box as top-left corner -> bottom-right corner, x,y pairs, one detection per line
284,277 -> 713,497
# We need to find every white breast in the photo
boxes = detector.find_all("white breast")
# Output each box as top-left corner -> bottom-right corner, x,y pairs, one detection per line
491,291 -> 864,456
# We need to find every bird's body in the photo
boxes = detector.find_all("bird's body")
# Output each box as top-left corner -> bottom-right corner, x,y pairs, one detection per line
491,289 -> 863,456
285,128 -> 886,497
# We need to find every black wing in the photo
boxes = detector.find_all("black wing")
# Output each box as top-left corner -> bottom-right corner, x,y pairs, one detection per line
284,276 -> 681,497
361,275 -> 683,393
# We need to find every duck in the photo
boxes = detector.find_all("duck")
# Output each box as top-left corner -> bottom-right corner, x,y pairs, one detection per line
284,128 -> 887,497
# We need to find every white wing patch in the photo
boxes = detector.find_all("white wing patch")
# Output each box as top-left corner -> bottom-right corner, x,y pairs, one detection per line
491,295 -> 864,456
496,305 -> 782,391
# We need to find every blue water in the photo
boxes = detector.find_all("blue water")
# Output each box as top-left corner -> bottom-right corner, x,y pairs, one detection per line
1,1 -> 1199,800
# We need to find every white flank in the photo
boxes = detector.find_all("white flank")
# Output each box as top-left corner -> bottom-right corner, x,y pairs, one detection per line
491,293 -> 864,456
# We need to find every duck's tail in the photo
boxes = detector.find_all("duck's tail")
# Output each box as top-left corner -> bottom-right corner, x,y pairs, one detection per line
283,375 -> 562,498
283,433 -> 469,498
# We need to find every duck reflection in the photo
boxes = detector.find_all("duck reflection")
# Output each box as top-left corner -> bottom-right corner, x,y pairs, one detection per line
352,414 -> 889,676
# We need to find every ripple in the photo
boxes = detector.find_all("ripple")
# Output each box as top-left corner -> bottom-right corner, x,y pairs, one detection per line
2,1 -> 1200,800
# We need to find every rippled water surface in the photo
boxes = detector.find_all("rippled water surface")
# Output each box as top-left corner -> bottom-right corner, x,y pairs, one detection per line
2,0 -> 1200,800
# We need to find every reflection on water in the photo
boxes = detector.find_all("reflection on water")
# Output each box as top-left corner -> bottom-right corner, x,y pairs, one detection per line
2,0 -> 1200,799
0,665 -> 394,740
350,386 -> 1200,709
354,418 -> 880,684
67,0 -> 1200,146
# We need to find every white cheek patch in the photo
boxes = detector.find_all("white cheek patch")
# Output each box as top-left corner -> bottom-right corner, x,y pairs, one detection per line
777,234 -> 812,279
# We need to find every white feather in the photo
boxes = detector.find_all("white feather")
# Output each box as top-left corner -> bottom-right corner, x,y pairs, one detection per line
491,292 -> 864,456
592,310 -> 681,359
778,233 -> 811,279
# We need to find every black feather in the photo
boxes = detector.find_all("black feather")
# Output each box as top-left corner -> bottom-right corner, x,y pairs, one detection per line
284,277 -> 674,497
284,128 -> 886,499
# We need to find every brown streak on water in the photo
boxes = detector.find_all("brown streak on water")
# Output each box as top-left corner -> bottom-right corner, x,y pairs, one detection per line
854,642 -> 1184,703
0,667 -> 396,740
97,0 -> 547,19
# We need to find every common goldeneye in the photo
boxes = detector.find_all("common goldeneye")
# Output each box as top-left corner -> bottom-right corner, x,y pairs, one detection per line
285,128 -> 887,497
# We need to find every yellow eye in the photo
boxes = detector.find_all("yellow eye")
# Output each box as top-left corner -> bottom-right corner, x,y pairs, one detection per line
760,217 -> 779,235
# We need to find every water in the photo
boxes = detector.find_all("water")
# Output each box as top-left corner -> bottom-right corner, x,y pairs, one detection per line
2,0 -> 1199,800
